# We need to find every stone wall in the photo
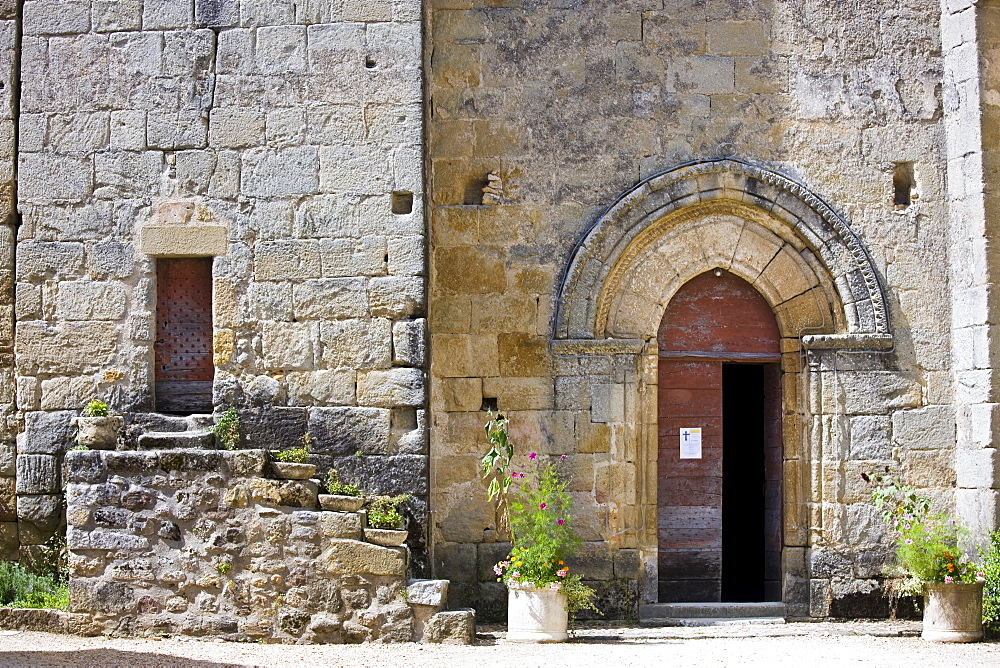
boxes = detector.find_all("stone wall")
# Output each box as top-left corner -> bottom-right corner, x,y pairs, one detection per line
63,447 -> 470,642
427,0 -> 954,618
14,0 -> 428,568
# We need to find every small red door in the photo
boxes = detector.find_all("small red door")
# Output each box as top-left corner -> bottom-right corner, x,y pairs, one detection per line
155,258 -> 214,414
657,270 -> 782,602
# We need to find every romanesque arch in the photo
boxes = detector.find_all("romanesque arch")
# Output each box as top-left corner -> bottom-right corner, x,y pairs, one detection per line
554,159 -> 892,348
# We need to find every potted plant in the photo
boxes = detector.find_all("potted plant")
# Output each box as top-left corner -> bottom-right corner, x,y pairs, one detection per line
270,438 -> 316,480
481,412 -> 598,642
318,469 -> 364,512
864,468 -> 985,642
364,494 -> 409,546
72,399 -> 123,450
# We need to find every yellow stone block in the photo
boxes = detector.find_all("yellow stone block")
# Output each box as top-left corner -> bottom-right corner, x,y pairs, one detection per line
498,333 -> 551,377
214,328 -> 235,367
433,246 -> 507,294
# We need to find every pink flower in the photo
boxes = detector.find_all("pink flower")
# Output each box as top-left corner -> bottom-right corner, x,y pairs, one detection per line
905,539 -> 913,544
951,519 -> 957,525
539,502 -> 547,509
549,583 -> 561,591
904,523 -> 911,530
528,452 -> 537,460
978,572 -> 986,581
511,571 -> 520,579
518,472 -> 526,478
494,565 -> 503,575
511,472 -> 518,479
560,455 -> 567,460
557,568 -> 568,577
557,519 -> 565,526
945,576 -> 954,583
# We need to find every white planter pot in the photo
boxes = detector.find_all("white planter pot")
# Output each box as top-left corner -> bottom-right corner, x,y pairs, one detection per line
923,581 -> 984,643
364,528 -> 408,546
73,416 -> 123,450
318,494 -> 364,512
507,582 -> 568,643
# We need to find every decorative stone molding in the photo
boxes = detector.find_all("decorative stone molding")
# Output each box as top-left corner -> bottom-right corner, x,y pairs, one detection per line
549,338 -> 645,356
554,159 -> 892,344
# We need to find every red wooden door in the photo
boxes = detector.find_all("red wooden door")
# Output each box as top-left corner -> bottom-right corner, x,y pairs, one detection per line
657,270 -> 782,602
155,258 -> 214,414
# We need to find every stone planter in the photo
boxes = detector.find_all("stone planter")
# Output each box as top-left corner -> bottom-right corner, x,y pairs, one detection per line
922,581 -> 984,643
507,582 -> 568,643
364,528 -> 408,546
271,462 -> 317,480
73,416 -> 123,450
318,494 -> 364,512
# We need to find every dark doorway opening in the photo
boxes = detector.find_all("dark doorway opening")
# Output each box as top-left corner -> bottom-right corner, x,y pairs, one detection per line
722,363 -> 766,601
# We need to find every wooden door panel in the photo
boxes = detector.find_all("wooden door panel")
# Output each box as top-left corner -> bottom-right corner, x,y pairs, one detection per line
155,258 -> 213,414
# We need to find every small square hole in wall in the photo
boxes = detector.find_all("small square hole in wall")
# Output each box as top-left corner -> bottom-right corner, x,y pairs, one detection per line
480,397 -> 498,412
893,162 -> 915,209
392,191 -> 413,214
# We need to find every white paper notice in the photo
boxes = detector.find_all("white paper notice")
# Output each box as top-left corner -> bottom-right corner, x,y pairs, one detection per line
679,427 -> 702,459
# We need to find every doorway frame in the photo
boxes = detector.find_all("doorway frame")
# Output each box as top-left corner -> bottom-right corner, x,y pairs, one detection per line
551,159 -> 894,617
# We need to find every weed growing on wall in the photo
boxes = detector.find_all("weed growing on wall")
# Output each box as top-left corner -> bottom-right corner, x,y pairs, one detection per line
0,562 -> 68,610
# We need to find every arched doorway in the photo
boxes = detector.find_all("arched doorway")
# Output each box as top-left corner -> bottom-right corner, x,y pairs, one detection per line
657,270 -> 782,603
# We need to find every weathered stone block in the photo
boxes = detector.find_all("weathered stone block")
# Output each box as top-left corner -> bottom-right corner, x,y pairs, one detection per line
19,154 -> 93,202
369,276 -> 424,318
16,455 -> 59,494
209,108 -> 265,148
309,407 -> 391,455
39,377 -> 97,411
319,511 -> 363,540
254,240 -> 322,281
893,405 -> 955,450
47,113 -> 109,152
140,225 -> 228,257
324,539 -> 406,576
287,370 -> 356,406
147,111 -> 207,150
423,609 -> 475,644
330,454 -> 427,496
293,278 -> 369,320
94,150 -> 163,198
319,319 -> 393,369
55,281 -> 127,320
0,476 -> 13,522
16,241 -> 84,281
319,144 -> 393,195
23,0 -> 91,35
242,147 -> 320,197
69,580 -> 136,614
848,415 -> 891,460
93,0 -> 142,31
17,494 -> 62,530
393,319 -> 427,367
241,406 -> 308,450
358,368 -> 425,408
21,410 -> 75,454
15,322 -> 117,375
319,237 -> 387,278
88,241 -> 134,279
261,321 -> 315,370
196,0 -> 239,27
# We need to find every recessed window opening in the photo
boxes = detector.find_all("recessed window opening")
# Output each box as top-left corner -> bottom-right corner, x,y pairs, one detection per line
365,57 -> 376,69
480,397 -> 498,412
392,191 -> 414,214
463,175 -> 489,205
893,162 -> 915,209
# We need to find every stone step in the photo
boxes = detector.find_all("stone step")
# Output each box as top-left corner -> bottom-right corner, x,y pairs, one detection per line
136,430 -> 216,450
640,602 -> 786,621
640,616 -> 786,628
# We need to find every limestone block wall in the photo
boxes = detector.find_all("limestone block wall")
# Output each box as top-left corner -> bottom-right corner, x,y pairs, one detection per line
64,448 -> 421,641
0,0 -> 17,565
427,0 -> 954,618
13,1 -> 428,567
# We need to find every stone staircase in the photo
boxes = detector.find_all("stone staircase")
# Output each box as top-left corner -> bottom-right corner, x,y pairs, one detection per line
132,413 -> 217,450
640,602 -> 786,627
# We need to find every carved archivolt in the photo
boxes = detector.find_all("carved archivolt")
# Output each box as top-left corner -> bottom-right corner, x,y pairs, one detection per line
554,159 -> 891,346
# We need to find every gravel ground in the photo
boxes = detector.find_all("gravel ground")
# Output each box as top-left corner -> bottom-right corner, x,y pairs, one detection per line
0,621 -> 997,667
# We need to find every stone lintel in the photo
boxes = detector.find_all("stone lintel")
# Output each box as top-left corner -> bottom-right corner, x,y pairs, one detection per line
801,333 -> 894,351
550,338 -> 645,356
139,225 -> 228,257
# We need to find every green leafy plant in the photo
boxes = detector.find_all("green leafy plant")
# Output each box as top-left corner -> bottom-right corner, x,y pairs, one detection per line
367,495 -> 409,529
981,530 -> 1000,635
212,408 -> 241,451
274,446 -> 308,464
325,469 -> 362,496
71,443 -> 88,451
484,414 -> 600,621
216,561 -> 233,575
0,561 -> 68,610
481,411 -> 513,536
82,399 -> 109,418
863,468 -> 982,596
